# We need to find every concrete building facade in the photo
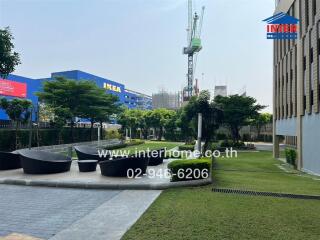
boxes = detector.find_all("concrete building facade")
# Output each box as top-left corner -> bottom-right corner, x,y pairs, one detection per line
273,0 -> 320,175
214,85 -> 227,98
152,90 -> 181,110
0,70 -> 152,121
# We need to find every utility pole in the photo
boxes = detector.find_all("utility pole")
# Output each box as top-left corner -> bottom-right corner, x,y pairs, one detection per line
28,105 -> 33,150
98,125 -> 101,147
197,113 -> 202,154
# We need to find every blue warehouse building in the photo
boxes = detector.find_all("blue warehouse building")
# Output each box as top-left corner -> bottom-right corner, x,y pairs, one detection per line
0,70 -> 152,121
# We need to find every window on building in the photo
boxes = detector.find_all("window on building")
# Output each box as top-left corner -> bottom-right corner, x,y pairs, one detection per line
290,68 -> 293,117
318,23 -> 320,105
295,62 -> 298,114
303,53 -> 307,109
306,0 -> 309,29
310,47 -> 314,104
292,3 -> 295,18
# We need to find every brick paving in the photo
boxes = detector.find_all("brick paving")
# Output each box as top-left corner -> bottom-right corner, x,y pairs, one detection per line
0,185 -> 120,239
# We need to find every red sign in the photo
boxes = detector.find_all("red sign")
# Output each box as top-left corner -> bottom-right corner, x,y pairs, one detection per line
0,79 -> 27,98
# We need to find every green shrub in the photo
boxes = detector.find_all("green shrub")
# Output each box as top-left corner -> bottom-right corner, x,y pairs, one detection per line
285,148 -> 297,166
168,158 -> 212,182
210,142 -> 226,152
216,133 -> 227,140
105,139 -> 144,150
219,140 -> 245,149
185,140 -> 196,145
178,144 -> 194,151
104,129 -> 121,139
0,128 -> 101,151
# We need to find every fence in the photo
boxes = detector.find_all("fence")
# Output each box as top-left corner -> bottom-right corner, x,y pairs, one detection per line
19,139 -> 122,156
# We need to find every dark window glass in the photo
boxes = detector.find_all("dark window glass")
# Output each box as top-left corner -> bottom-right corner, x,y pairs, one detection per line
306,0 -> 309,28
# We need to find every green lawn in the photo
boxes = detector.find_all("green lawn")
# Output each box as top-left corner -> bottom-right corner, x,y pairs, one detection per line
214,151 -> 320,195
122,151 -> 320,240
113,141 -> 182,154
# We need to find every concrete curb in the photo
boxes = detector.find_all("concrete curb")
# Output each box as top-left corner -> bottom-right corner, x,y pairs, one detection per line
0,177 -> 212,190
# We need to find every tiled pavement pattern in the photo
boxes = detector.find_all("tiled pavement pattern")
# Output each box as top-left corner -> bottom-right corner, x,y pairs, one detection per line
0,185 -> 120,239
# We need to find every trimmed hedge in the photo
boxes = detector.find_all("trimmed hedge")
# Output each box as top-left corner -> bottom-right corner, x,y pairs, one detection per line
105,139 -> 145,150
168,158 -> 212,182
0,128 -> 101,151
178,144 -> 195,151
285,148 -> 297,166
210,140 -> 255,151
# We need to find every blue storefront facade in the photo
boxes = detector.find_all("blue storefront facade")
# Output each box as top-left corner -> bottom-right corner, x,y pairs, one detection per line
0,70 -> 152,121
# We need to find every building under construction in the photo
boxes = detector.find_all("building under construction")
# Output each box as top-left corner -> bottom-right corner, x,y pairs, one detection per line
152,90 -> 182,110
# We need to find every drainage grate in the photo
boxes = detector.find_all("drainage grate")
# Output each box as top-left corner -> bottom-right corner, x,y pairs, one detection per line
213,188 -> 320,200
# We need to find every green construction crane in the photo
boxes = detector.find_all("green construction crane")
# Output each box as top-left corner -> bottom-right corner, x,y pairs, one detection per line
183,0 -> 205,101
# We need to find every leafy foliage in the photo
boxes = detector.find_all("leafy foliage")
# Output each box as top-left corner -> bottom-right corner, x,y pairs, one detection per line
36,77 -> 120,141
118,108 -> 177,140
285,148 -> 297,167
168,158 -> 212,182
182,90 -> 223,149
251,112 -> 272,137
215,95 -> 265,142
0,98 -> 32,149
0,27 -> 21,78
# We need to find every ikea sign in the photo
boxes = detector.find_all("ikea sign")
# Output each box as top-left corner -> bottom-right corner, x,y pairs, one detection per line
103,82 -> 121,93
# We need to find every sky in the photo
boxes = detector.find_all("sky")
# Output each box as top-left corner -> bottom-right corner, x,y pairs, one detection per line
0,0 -> 274,112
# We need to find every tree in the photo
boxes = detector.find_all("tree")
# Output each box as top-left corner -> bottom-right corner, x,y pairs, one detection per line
37,77 -> 120,142
0,27 -> 21,78
176,107 -> 196,143
215,95 -> 265,143
0,98 -> 32,149
182,90 -> 223,149
251,113 -> 272,139
145,108 -> 175,141
118,109 -> 148,139
78,86 -> 120,140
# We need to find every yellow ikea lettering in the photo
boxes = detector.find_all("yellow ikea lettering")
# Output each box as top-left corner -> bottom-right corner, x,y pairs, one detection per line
103,83 -> 121,93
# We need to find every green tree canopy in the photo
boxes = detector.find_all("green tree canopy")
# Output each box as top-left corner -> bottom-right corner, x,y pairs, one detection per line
0,27 -> 21,78
215,94 -> 265,142
37,77 -> 120,141
183,90 -> 223,148
251,112 -> 272,137
0,97 -> 32,149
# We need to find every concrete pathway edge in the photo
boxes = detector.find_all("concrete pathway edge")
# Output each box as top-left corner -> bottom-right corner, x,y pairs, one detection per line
0,177 -> 212,190
49,190 -> 162,240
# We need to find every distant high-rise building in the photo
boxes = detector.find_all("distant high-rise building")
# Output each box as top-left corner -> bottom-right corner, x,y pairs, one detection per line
214,85 -> 227,98
152,90 -> 181,110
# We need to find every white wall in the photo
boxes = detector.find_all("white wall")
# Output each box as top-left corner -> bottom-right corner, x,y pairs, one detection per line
276,118 -> 297,136
302,114 -> 320,175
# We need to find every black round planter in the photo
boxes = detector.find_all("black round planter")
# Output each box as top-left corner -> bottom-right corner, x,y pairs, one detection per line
78,160 -> 98,172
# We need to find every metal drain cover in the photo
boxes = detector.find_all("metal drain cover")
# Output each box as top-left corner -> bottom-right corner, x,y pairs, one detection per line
213,188 -> 320,200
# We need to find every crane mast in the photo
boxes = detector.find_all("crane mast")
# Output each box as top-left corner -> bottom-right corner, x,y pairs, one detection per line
183,0 -> 205,101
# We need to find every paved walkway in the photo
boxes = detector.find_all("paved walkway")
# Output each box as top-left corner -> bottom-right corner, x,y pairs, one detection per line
0,185 -> 161,240
247,142 -> 285,151
49,190 -> 161,240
